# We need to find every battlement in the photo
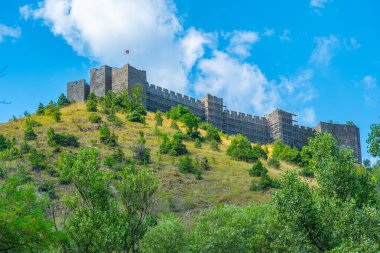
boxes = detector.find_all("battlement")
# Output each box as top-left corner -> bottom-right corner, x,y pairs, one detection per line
66,64 -> 362,163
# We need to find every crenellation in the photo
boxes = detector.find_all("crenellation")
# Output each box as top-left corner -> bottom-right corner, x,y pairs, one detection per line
66,63 -> 362,163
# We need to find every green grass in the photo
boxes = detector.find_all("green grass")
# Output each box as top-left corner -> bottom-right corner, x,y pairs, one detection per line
0,103 -> 300,221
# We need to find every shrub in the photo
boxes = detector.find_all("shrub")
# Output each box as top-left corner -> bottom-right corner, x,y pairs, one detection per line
20,141 -> 31,154
206,126 -> 221,143
199,157 -> 211,171
179,156 -> 195,173
169,105 -> 190,120
249,161 -> 268,177
199,122 -> 211,130
299,167 -> 314,178
0,147 -> 22,162
38,180 -> 56,198
86,92 -> 97,112
25,118 -> 42,127
29,148 -> 46,171
0,134 -> 12,151
99,125 -> 118,147
57,93 -> 70,107
170,120 -> 179,130
36,102 -> 45,115
210,139 -> 219,151
155,110 -> 163,126
88,113 -> 102,123
250,173 -> 279,191
226,134 -> 258,162
252,144 -> 267,160
194,138 -> 202,148
24,125 -> 37,141
159,133 -> 188,156
47,127 -> 79,148
272,140 -> 300,164
268,158 -> 281,169
131,143 -> 150,165
104,148 -> 132,171
127,110 -> 145,123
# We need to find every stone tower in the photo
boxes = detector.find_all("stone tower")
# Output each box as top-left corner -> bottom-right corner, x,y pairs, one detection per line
67,79 -> 90,102
315,122 -> 362,163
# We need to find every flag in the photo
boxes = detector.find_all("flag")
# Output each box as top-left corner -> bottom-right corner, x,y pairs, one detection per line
125,49 -> 129,54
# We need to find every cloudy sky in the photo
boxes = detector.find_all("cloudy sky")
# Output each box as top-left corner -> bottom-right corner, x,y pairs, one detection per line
0,0 -> 379,161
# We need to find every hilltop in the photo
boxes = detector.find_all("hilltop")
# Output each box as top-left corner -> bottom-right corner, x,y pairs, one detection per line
0,102 -> 297,220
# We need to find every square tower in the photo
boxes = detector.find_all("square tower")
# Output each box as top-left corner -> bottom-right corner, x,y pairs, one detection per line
67,79 -> 90,102
201,94 -> 224,130
90,65 -> 112,97
266,109 -> 297,146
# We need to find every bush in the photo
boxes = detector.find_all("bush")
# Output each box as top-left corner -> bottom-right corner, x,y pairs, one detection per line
0,134 -> 12,151
272,140 -> 300,164
210,139 -> 219,151
170,120 -> 179,130
159,133 -> 188,156
20,141 -> 31,154
127,110 -> 145,123
299,167 -> 314,178
24,125 -> 37,141
252,144 -> 267,159
226,134 -> 258,162
179,156 -> 195,173
249,161 -> 268,177
194,138 -> 202,148
86,92 -> 97,112
99,125 -> 118,147
25,118 -> 42,127
155,110 -> 163,126
250,173 -> 279,191
29,148 -> 46,171
199,157 -> 211,171
268,158 -> 281,169
88,113 -> 102,123
206,126 -> 221,143
38,180 -> 56,198
47,127 -> 79,147
0,147 -> 22,162
131,143 -> 150,165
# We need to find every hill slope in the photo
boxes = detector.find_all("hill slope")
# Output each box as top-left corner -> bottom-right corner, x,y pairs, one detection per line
0,103 -> 297,220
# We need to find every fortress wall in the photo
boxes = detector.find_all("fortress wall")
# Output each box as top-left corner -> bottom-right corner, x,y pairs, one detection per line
224,110 -> 270,143
316,122 -> 362,163
292,125 -> 316,150
111,65 -> 129,93
146,84 -> 205,119
201,94 -> 224,130
67,79 -> 90,102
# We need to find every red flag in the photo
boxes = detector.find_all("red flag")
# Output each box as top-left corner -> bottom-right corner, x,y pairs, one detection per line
125,49 -> 129,54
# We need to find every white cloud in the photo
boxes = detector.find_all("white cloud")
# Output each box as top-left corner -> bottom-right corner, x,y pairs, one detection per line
0,24 -> 21,43
263,28 -> 275,37
194,50 -> 279,114
363,75 -> 377,89
309,35 -> 339,66
226,31 -> 259,58
21,0 -> 318,117
180,28 -> 215,71
279,30 -> 291,42
279,69 -> 316,103
310,0 -> 330,8
298,107 -> 316,125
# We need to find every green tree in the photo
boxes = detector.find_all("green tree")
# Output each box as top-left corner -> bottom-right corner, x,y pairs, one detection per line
249,160 -> 268,177
36,102 -> 45,116
141,215 -> 186,253
367,123 -> 380,158
24,125 -> 37,141
206,126 -> 221,143
99,124 -> 118,147
57,93 -> 70,108
226,134 -> 257,162
0,176 -> 62,252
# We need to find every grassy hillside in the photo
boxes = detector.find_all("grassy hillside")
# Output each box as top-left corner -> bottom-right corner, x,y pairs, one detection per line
0,103 -> 298,220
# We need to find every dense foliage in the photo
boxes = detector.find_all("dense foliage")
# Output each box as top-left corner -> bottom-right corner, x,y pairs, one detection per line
226,134 -> 258,162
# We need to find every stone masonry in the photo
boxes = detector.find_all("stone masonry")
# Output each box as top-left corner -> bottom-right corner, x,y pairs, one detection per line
67,64 -> 362,163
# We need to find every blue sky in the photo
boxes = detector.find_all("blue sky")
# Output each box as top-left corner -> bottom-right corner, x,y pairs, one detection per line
0,0 -> 379,162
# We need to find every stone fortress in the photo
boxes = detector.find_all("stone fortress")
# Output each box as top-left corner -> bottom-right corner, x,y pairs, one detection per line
67,64 -> 362,163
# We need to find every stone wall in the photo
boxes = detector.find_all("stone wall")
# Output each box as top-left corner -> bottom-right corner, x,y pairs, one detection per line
66,64 -> 362,163
146,84 -> 205,119
67,79 -> 90,102
315,122 -> 362,163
